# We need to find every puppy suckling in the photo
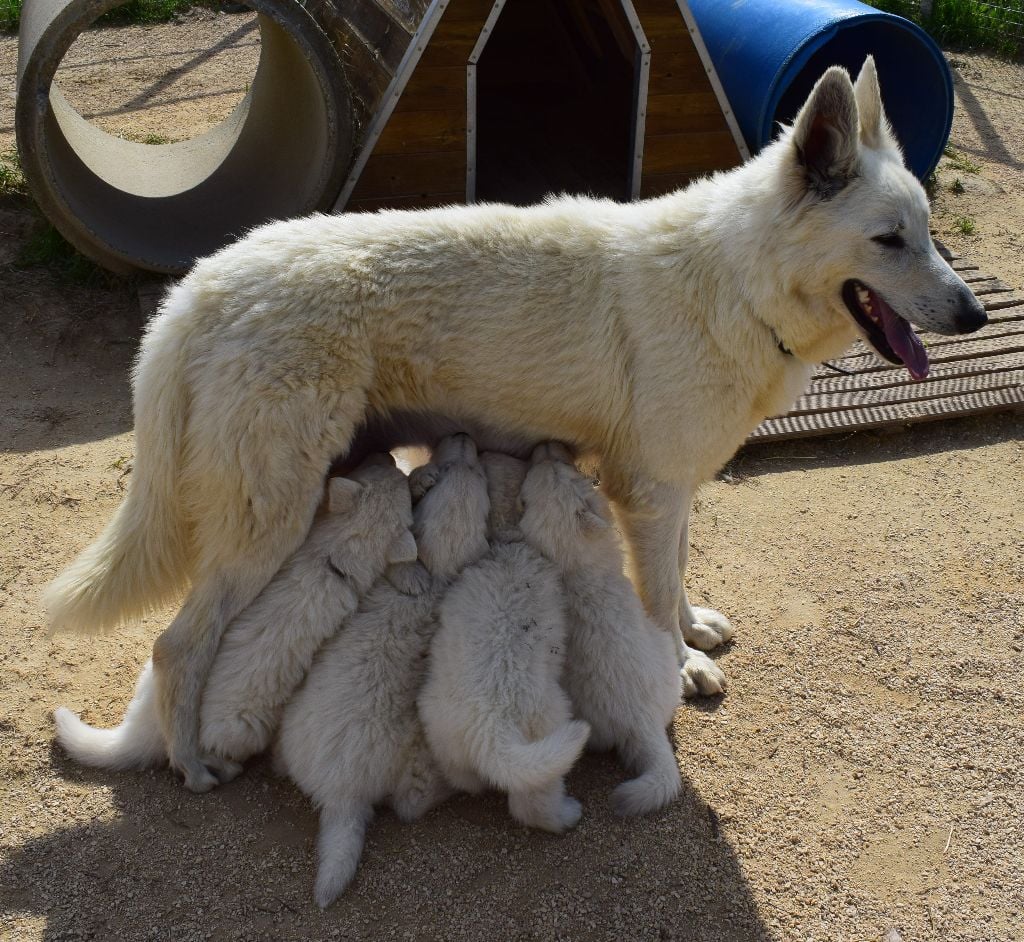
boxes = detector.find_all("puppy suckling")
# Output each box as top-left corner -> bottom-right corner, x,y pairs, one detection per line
54,434 -> 694,908
276,434 -> 491,908
419,451 -> 590,834
520,444 -> 683,816
54,454 -> 415,777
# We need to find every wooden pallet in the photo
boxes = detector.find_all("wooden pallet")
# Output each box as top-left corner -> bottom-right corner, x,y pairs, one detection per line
749,252 -> 1024,442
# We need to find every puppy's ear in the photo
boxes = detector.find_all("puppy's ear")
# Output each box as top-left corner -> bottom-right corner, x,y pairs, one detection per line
853,56 -> 898,152
409,464 -> 439,502
791,66 -> 860,198
327,477 -> 362,513
577,492 -> 611,532
386,529 -> 418,565
359,452 -> 396,470
531,442 -> 574,465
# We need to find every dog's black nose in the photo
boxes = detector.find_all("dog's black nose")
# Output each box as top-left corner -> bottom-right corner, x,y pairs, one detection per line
955,289 -> 987,334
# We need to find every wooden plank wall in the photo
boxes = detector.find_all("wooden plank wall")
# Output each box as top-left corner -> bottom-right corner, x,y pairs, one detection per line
346,0 -> 495,211
344,0 -> 743,210
632,0 -> 743,196
305,0 -> 430,144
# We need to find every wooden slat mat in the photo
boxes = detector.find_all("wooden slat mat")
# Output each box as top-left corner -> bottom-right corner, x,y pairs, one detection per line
750,249 -> 1024,442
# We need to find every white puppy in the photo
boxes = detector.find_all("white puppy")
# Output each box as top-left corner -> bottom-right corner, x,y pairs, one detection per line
419,451 -> 590,834
520,443 -> 683,816
277,433 -> 490,908
54,455 -> 415,775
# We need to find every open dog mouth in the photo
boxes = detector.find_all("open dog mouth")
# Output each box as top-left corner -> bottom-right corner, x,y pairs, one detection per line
842,279 -> 929,381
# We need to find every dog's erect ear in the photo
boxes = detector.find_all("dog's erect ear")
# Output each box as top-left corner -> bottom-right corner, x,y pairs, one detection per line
327,476 -> 362,513
408,463 -> 439,502
791,66 -> 860,198
853,56 -> 898,152
386,529 -> 418,565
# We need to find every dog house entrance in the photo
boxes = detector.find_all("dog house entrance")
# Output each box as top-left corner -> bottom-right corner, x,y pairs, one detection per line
472,0 -> 642,205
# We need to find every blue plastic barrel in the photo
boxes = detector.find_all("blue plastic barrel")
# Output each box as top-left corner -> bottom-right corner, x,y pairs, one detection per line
687,0 -> 953,179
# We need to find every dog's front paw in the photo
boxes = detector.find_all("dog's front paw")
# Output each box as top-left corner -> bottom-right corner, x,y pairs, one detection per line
682,606 -> 734,651
680,648 -> 726,698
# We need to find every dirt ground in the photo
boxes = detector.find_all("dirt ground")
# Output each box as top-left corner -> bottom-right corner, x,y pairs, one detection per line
1,15 -> 1023,942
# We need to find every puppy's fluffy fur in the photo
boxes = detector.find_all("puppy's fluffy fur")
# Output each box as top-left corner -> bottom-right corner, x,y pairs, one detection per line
54,455 -> 415,774
419,452 -> 589,834
521,444 -> 683,816
277,434 -> 490,908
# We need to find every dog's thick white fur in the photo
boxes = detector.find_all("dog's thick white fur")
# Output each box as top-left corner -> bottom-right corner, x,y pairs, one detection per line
520,443 -> 683,816
277,434 -> 490,908
419,452 -> 589,833
43,59 -> 987,790
53,455 -> 416,775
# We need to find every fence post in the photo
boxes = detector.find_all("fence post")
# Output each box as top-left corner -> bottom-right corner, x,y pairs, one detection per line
920,0 -> 934,18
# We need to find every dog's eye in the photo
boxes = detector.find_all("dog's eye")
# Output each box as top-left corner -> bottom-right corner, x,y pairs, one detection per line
872,232 -> 905,249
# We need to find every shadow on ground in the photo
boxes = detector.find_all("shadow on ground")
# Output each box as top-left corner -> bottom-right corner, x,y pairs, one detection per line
0,742 -> 770,942
729,410 -> 1023,480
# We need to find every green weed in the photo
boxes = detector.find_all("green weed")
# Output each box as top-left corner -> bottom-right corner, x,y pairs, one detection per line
943,146 -> 981,174
0,148 -> 26,197
951,215 -> 977,235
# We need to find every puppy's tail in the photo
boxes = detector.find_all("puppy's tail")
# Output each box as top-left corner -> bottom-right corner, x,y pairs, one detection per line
54,660 -> 167,771
610,729 -> 681,817
478,720 -> 590,793
314,799 -> 374,908
43,284 -> 197,634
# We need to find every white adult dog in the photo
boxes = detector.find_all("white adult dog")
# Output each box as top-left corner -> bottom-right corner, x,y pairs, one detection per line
419,451 -> 590,834
519,443 -> 683,816
53,455 -> 416,772
277,434 -> 489,908
44,59 -> 986,791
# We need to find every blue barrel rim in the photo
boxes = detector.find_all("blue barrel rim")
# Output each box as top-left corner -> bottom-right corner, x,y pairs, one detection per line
756,11 -> 954,179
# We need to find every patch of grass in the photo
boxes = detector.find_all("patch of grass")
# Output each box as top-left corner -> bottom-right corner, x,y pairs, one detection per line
0,148 -> 26,197
867,0 -> 1024,58
951,215 -> 977,235
950,176 -> 966,194
118,130 -> 176,145
943,146 -> 981,174
17,218 -> 109,284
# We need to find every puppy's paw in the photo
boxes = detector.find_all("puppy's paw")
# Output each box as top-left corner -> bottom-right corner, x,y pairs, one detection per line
175,757 -> 221,793
205,755 -> 243,784
682,606 -> 734,651
553,795 -> 583,832
680,648 -> 727,699
174,754 -> 241,792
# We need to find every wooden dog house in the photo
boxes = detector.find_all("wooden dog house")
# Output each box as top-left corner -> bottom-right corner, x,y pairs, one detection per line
322,0 -> 749,212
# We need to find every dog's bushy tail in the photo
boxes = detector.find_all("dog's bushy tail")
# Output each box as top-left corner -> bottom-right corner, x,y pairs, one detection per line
478,719 -> 590,793
314,799 -> 374,908
610,729 -> 681,817
43,284 -> 197,634
54,660 -> 167,771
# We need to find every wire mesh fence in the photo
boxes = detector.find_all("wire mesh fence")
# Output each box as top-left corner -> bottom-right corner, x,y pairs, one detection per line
868,0 -> 1024,57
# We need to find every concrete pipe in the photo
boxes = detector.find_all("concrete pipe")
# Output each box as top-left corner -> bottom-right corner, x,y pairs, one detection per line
16,0 -> 352,274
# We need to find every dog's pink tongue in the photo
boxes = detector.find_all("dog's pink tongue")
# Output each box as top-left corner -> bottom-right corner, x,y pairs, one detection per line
877,294 -> 929,381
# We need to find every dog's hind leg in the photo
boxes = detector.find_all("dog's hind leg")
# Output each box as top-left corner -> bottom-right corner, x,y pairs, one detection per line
153,389 -> 366,791
611,479 -> 726,698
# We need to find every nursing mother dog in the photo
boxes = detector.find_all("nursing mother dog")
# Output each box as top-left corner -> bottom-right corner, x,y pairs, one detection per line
45,58 -> 986,792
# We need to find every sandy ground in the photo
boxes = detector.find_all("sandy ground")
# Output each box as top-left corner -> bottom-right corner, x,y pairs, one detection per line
1,15 -> 1023,942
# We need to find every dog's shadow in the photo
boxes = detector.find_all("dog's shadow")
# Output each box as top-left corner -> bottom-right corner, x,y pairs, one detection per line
1,737 -> 772,941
